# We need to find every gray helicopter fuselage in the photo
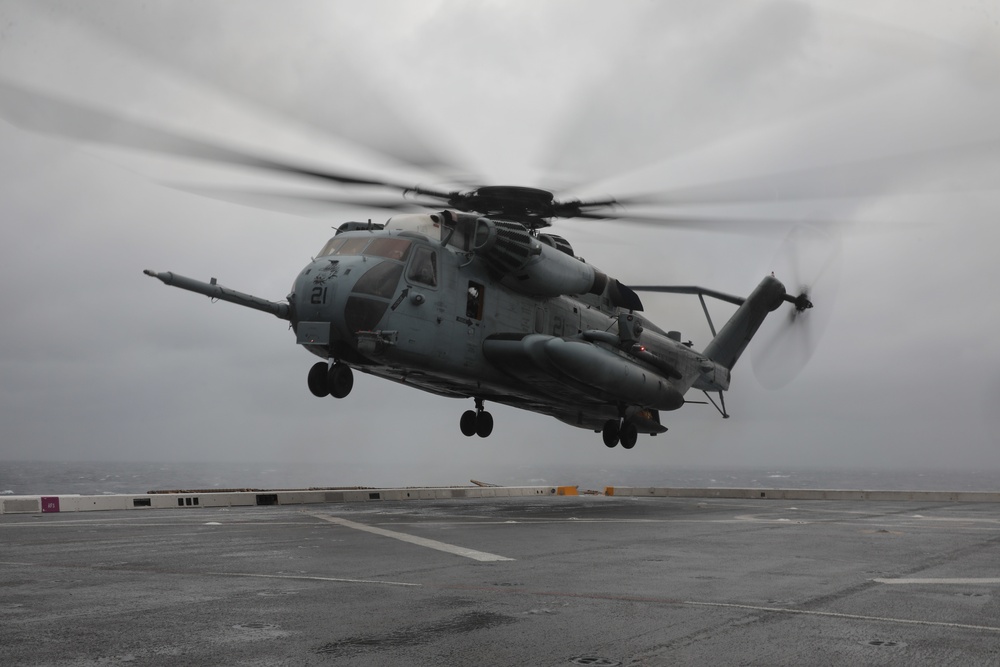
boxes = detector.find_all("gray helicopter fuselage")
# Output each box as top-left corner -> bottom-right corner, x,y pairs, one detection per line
287,213 -> 740,432
146,212 -> 787,443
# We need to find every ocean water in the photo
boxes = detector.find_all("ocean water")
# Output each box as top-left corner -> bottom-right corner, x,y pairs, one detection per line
0,460 -> 996,496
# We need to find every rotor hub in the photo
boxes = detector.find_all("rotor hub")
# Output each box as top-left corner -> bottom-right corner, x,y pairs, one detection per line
458,186 -> 557,225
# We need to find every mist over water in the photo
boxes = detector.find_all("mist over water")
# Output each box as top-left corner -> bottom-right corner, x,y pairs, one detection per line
1,460 -> 996,497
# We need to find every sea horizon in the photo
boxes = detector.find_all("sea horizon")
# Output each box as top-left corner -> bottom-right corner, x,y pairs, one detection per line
1,459 -> 997,497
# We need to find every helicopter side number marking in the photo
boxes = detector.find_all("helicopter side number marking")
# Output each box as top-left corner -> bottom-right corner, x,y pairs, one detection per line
310,286 -> 327,305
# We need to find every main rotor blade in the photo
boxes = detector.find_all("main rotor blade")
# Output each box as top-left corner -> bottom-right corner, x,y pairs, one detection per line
169,185 -> 442,218
573,210 -> 840,235
613,138 -> 1000,208
66,5 -> 471,177
0,81 -> 458,200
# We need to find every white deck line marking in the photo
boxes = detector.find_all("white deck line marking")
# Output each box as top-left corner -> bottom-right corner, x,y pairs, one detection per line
214,572 -> 420,587
874,577 -> 1000,585
684,600 -> 1000,633
310,514 -> 514,562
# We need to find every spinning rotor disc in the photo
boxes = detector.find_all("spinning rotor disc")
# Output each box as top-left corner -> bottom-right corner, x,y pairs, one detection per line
751,225 -> 843,389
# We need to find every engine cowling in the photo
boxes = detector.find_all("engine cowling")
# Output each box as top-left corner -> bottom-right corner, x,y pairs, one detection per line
471,218 -> 604,297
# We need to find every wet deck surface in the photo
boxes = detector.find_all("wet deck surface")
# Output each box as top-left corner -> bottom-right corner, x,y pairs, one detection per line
2,495 -> 999,665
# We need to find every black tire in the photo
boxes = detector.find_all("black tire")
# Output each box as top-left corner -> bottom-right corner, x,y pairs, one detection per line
460,410 -> 478,437
620,423 -> 638,450
328,364 -> 354,399
476,411 -> 494,438
602,419 -> 620,448
307,362 -> 330,397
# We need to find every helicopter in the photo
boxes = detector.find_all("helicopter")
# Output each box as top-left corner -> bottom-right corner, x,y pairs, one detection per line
2,81 -> 821,450
143,182 -> 814,450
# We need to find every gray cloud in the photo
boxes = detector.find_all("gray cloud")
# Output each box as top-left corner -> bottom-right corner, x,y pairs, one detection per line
1,1 -> 998,479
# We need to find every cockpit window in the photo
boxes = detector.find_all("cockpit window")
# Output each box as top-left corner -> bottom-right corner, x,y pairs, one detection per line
317,236 -> 370,257
363,237 -> 412,262
407,246 -> 438,287
352,262 -> 404,299
334,237 -> 371,256
317,237 -> 346,257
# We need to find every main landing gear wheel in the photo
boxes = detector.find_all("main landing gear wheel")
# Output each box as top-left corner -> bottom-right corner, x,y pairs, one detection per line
476,411 -> 493,438
619,423 -> 638,450
602,419 -> 620,448
460,410 -> 478,437
307,361 -> 354,399
603,419 -> 638,449
460,399 -> 494,438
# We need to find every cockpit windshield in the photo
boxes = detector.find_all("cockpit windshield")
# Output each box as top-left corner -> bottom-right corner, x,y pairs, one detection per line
318,237 -> 367,257
317,236 -> 412,261
363,238 -> 411,262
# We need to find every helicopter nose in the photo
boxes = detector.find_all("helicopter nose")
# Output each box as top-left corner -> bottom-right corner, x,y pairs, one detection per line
292,255 -> 404,349
292,257 -> 346,335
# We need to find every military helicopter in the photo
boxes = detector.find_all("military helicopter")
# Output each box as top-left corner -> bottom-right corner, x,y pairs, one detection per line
141,179 -> 816,449
2,81 -> 824,449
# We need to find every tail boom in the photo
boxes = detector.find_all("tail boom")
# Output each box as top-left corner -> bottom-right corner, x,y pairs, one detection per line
702,275 -> 786,370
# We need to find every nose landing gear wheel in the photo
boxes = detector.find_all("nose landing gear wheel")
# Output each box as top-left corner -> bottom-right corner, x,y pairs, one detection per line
308,362 -> 353,399
328,363 -> 354,399
307,362 -> 330,397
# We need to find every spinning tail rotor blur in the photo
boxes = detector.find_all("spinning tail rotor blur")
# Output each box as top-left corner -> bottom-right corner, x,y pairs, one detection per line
751,225 -> 843,389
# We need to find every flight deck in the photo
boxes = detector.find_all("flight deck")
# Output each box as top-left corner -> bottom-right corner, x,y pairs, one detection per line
2,490 -> 1000,665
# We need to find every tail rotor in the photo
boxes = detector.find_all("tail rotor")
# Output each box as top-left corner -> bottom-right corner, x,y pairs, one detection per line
751,225 -> 842,389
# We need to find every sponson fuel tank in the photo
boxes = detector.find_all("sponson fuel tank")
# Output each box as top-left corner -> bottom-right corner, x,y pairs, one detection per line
483,334 -> 685,411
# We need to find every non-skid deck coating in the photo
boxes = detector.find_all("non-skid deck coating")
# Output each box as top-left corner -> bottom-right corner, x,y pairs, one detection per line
2,495 -> 999,666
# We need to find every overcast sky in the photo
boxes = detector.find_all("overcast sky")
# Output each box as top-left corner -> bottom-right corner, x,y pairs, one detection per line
1,1 -> 998,483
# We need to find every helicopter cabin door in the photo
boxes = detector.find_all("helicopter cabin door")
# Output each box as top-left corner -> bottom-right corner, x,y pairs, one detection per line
373,243 -> 440,369
391,244 -> 485,373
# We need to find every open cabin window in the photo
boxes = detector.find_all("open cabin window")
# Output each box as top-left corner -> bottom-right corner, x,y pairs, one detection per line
467,281 -> 484,320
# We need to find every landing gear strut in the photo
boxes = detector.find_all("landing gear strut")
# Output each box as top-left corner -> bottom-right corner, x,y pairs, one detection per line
307,361 -> 353,399
602,418 -> 638,449
460,398 -> 494,438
